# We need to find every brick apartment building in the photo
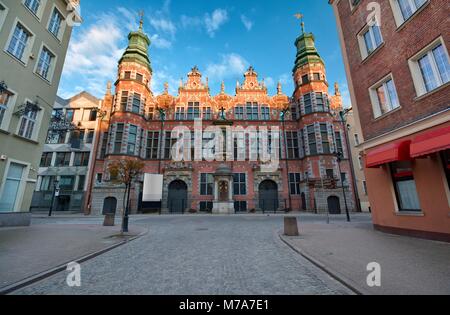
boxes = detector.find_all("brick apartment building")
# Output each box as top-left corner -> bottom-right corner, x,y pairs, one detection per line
330,0 -> 449,240
83,19 -> 356,215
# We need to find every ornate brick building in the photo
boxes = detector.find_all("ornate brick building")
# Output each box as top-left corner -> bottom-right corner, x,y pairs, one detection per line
85,21 -> 355,215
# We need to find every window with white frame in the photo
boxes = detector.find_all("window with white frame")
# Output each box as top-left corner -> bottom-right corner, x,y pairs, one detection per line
175,107 -> 185,120
7,22 -> 32,62
0,162 -> 26,212
24,0 -> 41,16
369,75 -> 400,118
391,0 -> 427,26
18,108 -> 38,139
409,39 -> 450,97
0,91 -> 11,128
48,7 -> 63,38
36,46 -> 55,80
358,23 -> 383,59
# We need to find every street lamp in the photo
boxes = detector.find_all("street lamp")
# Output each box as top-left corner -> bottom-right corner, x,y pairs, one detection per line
339,109 -> 362,213
336,151 -> 350,222
280,106 -> 293,212
48,179 -> 59,217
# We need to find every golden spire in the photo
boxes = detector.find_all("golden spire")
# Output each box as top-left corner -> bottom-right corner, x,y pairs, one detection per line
294,13 -> 305,34
139,10 -> 144,30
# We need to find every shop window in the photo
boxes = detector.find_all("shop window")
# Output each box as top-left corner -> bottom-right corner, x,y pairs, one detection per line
441,149 -> 450,190
391,161 -> 421,212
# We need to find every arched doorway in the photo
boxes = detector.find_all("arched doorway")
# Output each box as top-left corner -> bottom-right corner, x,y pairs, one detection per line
259,180 -> 278,213
102,197 -> 117,215
168,180 -> 188,213
327,196 -> 341,214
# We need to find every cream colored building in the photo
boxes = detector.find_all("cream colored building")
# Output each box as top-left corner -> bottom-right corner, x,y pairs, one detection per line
0,0 -> 79,226
347,108 -> 371,212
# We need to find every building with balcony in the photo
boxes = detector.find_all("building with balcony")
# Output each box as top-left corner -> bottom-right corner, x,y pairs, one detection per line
0,0 -> 80,226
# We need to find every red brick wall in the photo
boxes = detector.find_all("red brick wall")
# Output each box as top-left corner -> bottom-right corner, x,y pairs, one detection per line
335,0 -> 449,140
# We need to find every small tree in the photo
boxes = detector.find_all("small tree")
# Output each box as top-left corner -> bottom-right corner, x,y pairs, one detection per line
108,160 -> 144,233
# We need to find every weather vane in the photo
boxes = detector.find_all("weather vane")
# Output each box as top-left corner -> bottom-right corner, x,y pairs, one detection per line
294,13 -> 305,33
139,10 -> 144,30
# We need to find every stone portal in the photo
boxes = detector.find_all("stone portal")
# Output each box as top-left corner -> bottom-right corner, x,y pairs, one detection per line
213,164 -> 234,214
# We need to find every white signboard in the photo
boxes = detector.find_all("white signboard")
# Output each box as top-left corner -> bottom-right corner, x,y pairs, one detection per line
143,174 -> 163,202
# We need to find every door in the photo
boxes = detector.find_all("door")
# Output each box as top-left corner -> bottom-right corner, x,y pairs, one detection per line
327,196 -> 341,214
168,180 -> 188,213
103,197 -> 117,215
259,180 -> 278,213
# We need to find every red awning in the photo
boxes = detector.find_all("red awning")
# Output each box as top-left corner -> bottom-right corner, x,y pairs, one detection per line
410,126 -> 450,158
366,140 -> 411,168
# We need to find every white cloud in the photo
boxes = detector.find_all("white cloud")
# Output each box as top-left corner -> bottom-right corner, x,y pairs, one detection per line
205,53 -> 248,82
149,18 -> 176,37
180,15 -> 203,29
150,34 -> 172,49
205,9 -> 229,37
240,15 -> 253,31
151,69 -> 179,95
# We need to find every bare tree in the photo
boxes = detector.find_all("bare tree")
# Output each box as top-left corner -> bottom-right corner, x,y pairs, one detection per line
108,160 -> 144,233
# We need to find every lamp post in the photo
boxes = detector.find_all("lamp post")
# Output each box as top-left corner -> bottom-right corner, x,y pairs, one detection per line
280,106 -> 293,212
339,109 -> 362,213
48,179 -> 59,217
336,151 -> 350,222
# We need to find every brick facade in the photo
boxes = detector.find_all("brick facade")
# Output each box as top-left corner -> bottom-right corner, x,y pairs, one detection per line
85,22 -> 356,215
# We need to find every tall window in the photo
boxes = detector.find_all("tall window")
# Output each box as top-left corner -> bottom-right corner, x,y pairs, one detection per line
146,131 -> 160,160
86,129 -> 94,144
235,106 -> 244,120
261,106 -> 270,120
7,23 -> 31,61
18,108 -> 38,139
396,0 -> 427,22
99,133 -> 108,159
120,91 -> 128,111
307,125 -> 317,155
124,71 -> 131,79
114,123 -> 124,154
0,92 -> 11,127
391,161 -> 421,212
246,102 -> 259,120
291,105 -> 298,121
74,152 -> 90,167
418,44 -> 450,93
48,8 -> 63,37
233,173 -> 247,196
371,76 -> 400,117
24,0 -> 41,15
320,123 -> 331,154
127,125 -> 138,155
289,173 -> 301,195
88,110 -> 97,121
147,107 -> 154,120
65,109 -> 74,121
316,93 -> 325,112
304,93 -> 312,114
164,131 -> 176,159
40,176 -> 54,191
132,93 -> 141,114
77,176 -> 86,191
203,107 -> 212,120
200,173 -> 214,196
40,152 -> 53,167
136,73 -> 143,83
187,102 -> 200,120
175,107 -> 185,120
302,74 -> 309,85
36,47 -> 54,80
55,152 -> 71,167
335,131 -> 343,155
286,131 -> 299,159
361,23 -> 383,57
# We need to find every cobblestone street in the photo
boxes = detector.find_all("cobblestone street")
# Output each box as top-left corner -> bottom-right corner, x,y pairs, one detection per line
12,215 -> 359,295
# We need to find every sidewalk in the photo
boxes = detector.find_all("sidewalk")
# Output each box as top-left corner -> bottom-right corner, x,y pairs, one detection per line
280,221 -> 450,295
0,223 -> 146,292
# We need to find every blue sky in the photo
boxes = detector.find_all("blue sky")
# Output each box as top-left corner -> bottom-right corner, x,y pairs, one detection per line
59,0 -> 351,106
